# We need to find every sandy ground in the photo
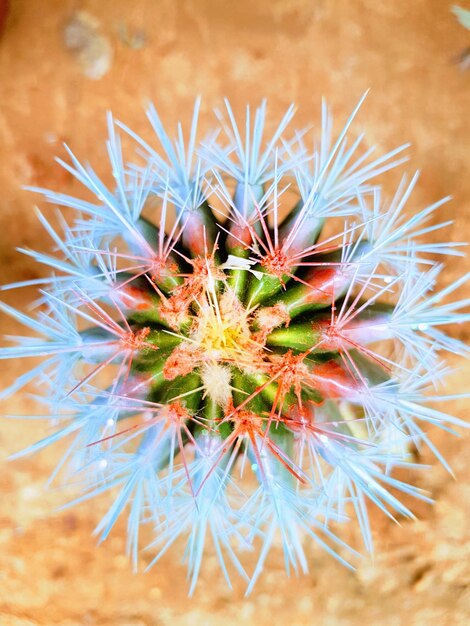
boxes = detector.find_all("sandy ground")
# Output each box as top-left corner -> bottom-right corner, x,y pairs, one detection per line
0,1 -> 469,624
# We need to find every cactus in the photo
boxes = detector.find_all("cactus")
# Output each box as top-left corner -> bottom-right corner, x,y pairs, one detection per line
1,96 -> 468,594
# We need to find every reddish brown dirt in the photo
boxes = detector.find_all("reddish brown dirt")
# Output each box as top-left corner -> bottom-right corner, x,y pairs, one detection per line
0,1 -> 469,624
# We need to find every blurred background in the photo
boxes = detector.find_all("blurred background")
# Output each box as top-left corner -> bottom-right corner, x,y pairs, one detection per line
0,1 -> 469,624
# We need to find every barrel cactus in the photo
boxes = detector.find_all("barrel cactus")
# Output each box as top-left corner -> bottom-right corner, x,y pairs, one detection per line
1,95 -> 468,594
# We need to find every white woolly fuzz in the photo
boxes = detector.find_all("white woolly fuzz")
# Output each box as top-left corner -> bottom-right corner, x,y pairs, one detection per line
201,361 -> 232,406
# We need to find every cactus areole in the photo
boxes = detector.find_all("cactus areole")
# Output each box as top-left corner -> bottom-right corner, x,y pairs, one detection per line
1,96 -> 468,594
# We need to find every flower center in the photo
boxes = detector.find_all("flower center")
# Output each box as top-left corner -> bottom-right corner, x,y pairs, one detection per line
192,289 -> 252,360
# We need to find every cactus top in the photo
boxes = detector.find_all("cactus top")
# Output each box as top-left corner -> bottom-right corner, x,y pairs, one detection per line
0,96 -> 468,594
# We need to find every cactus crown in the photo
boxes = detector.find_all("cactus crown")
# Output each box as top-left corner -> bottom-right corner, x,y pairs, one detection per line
1,96 -> 468,594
